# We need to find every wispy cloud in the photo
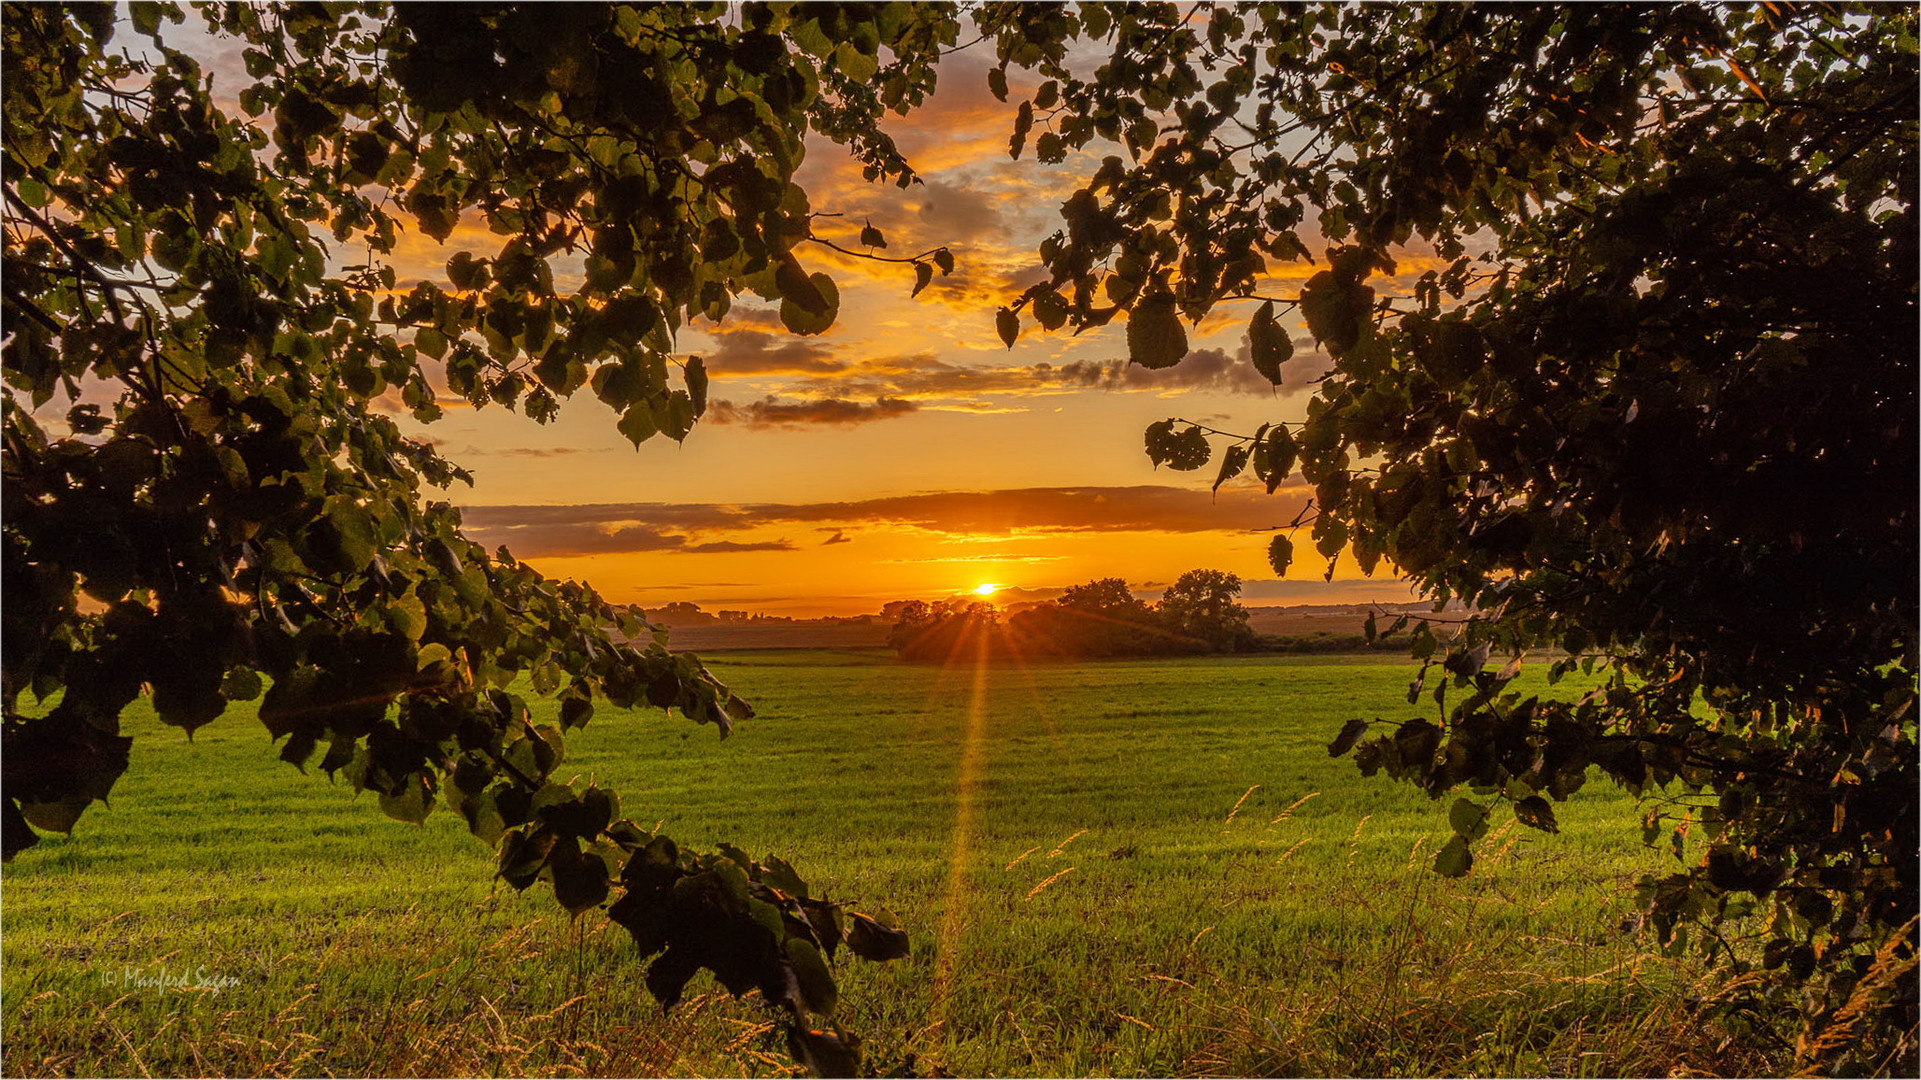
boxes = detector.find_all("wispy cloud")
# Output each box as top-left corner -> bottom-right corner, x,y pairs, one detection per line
701,329 -> 847,376
688,539 -> 794,554
463,484 -> 1309,558
879,553 -> 1071,564
475,521 -> 796,559
731,338 -> 1329,406
444,444 -> 611,459
706,395 -> 919,427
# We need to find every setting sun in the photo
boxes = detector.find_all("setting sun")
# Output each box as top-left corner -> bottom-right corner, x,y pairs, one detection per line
973,583 -> 999,597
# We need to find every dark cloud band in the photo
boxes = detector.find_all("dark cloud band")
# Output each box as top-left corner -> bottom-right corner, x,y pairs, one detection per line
463,483 -> 1309,557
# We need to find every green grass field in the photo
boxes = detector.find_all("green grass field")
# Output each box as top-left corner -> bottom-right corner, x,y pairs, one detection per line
2,650 -> 1769,1077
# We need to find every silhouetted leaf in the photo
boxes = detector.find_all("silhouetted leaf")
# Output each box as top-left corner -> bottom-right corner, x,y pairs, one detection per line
1449,798 -> 1489,841
845,912 -> 910,961
378,773 -> 432,825
996,307 -> 1019,349
1211,444 -> 1249,493
1144,420 -> 1209,471
1248,300 -> 1292,385
1514,795 -> 1558,833
1267,534 -> 1294,577
1328,718 -> 1368,757
1255,425 -> 1297,493
1298,271 -> 1372,357
1127,292 -> 1187,369
786,938 -> 837,1015
788,1026 -> 862,1079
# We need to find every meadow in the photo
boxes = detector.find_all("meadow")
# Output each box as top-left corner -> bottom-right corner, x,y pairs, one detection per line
1,650 -> 1771,1077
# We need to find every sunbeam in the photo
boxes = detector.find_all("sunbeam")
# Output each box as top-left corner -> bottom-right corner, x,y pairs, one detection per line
922,621 -> 992,1050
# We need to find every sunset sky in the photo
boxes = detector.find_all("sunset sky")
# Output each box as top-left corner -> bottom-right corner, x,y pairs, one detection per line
171,31 -> 1425,617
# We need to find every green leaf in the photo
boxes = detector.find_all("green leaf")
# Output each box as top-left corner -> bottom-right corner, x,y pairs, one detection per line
318,497 -> 378,573
844,912 -> 910,961
1032,290 -> 1068,331
15,177 -> 49,209
1298,271 -> 1373,357
601,294 -> 661,344
129,1 -> 164,36
559,696 -> 594,729
1248,300 -> 1292,385
1267,533 -> 1294,576
415,326 -> 448,359
661,390 -> 696,442
785,938 -> 838,1016
378,774 -> 433,825
1432,834 -> 1472,877
834,41 -> 877,84
1126,293 -> 1187,369
1514,795 -> 1559,833
779,273 -> 839,335
220,667 -> 264,702
760,854 -> 808,899
617,403 -> 659,446
552,852 -> 611,913
1449,798 -> 1490,841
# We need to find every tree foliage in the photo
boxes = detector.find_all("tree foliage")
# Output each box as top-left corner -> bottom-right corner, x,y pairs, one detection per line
890,572 -> 1254,660
5,1 -> 1915,1071
3,2 -> 940,1069
1156,568 -> 1256,653
980,2 -> 1916,1068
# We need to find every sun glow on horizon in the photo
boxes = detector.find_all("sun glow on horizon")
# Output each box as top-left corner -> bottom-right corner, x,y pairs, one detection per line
973,583 -> 1000,597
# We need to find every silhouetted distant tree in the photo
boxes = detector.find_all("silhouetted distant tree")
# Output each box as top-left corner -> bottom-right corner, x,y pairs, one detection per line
1156,570 -> 1257,653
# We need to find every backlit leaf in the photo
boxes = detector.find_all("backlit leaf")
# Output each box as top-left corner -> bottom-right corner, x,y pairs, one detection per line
1432,835 -> 1472,877
1126,292 -> 1187,369
1268,534 -> 1294,576
1248,300 -> 1292,385
996,307 -> 1019,349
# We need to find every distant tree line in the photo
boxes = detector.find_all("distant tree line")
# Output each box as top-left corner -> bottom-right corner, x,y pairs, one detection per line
889,571 -> 1259,661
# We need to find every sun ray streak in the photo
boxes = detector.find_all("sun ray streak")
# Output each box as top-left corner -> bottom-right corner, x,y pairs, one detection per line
923,624 -> 991,1051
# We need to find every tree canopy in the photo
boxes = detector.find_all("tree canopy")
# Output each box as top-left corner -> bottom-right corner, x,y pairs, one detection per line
977,2 -> 1916,1069
4,1 -> 1915,1073
3,3 -> 936,1071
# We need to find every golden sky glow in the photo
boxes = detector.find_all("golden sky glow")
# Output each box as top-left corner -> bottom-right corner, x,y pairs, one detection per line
398,50 -> 1431,616
137,32 -> 1422,617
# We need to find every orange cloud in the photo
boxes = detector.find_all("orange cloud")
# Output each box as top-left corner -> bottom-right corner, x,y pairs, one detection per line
463,484 -> 1310,551
706,396 -> 918,427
